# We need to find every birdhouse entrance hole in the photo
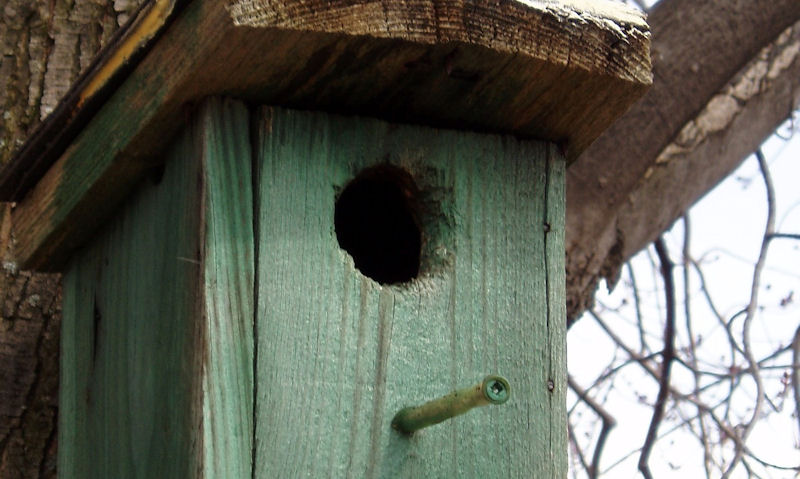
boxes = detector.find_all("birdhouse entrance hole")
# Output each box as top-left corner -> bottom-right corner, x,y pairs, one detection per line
335,164 -> 422,284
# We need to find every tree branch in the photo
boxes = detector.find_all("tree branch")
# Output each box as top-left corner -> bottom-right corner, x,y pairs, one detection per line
766,232 -> 800,241
568,375 -> 617,479
793,325 -> 800,445
638,237 -> 676,479
723,150 -> 773,477
681,215 -> 713,478
566,1 -> 800,321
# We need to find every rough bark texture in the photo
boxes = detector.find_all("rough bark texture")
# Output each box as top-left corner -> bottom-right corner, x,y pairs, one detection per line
566,0 -> 800,321
0,1 -> 145,477
0,269 -> 60,479
0,0 -> 799,476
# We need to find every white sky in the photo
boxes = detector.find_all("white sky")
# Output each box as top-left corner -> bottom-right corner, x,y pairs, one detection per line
568,119 -> 800,478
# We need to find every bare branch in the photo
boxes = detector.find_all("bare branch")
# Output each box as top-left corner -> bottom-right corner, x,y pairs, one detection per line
766,232 -> 800,241
681,214 -> 713,478
626,261 -> 649,353
569,375 -> 617,478
638,237 -> 677,479
568,421 -> 591,476
793,325 -> 800,443
723,150 -> 774,477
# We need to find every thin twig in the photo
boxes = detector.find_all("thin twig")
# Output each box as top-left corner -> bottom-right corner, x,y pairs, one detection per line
793,325 -> 800,444
569,375 -> 617,479
567,420 -> 591,475
687,254 -> 744,415
627,261 -> 649,354
683,215 -> 713,477
723,150 -> 773,477
766,232 -> 800,241
638,237 -> 677,479
590,301 -> 798,476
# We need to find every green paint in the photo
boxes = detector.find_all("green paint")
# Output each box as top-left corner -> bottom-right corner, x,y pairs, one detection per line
483,376 -> 511,403
60,120 -> 203,479
391,376 -> 510,434
198,98 -> 255,479
23,0 -> 209,268
253,108 -> 566,478
544,146 -> 568,477
59,98 -> 254,478
59,100 -> 565,477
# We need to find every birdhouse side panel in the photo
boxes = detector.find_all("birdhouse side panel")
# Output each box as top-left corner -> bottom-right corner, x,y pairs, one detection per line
59,98 -> 257,479
60,125 -> 206,478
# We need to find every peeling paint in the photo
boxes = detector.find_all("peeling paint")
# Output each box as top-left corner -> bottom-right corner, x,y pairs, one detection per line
657,25 -> 800,164
695,94 -> 739,135
78,0 -> 177,107
768,40 -> 800,79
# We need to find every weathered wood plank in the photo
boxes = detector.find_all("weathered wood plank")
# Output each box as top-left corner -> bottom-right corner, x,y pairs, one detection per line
6,0 -> 649,271
253,108 -> 565,477
198,98 -> 255,479
60,121 -> 205,479
544,145 -> 568,475
59,97 -> 254,478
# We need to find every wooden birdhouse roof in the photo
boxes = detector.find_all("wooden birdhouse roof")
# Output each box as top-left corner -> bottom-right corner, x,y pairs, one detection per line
0,0 -> 650,270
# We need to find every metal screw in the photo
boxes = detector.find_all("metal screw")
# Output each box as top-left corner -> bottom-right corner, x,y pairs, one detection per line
391,375 -> 510,435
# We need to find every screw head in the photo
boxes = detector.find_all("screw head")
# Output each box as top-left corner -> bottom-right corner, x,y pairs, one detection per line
482,376 -> 510,404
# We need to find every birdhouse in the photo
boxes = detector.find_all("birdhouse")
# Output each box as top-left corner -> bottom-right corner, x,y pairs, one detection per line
0,0 -> 650,477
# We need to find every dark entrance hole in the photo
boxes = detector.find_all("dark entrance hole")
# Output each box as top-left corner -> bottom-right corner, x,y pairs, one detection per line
335,165 -> 422,284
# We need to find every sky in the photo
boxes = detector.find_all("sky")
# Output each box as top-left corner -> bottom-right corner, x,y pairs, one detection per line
567,119 -> 800,478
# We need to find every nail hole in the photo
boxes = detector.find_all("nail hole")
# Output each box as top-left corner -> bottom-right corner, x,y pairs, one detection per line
335,164 -> 422,284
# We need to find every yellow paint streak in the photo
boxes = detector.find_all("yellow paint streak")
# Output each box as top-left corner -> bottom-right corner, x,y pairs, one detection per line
78,0 -> 177,107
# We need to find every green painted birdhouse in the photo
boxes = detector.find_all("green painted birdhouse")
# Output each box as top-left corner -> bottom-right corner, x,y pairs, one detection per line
0,0 -> 650,477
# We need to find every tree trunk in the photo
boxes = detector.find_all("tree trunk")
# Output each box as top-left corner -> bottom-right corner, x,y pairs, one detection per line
0,1 -> 145,477
0,267 -> 60,478
1,0 -> 799,476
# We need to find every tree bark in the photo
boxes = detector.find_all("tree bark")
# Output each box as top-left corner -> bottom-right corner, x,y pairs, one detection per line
0,268 -> 60,479
1,0 -> 800,476
0,1 -> 145,477
566,0 -> 800,321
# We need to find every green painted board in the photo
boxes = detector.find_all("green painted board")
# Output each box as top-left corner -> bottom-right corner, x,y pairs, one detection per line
60,100 -> 565,477
254,108 -> 566,477
198,99 -> 255,479
59,98 -> 254,478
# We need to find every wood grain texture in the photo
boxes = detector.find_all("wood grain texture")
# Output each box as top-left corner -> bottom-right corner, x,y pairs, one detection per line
197,98 -> 255,479
59,98 -> 254,478
253,108 -> 565,477
60,124 -> 204,479
4,0 -> 649,271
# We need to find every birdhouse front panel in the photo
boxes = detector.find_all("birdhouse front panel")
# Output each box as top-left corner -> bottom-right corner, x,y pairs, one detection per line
252,105 -> 566,477
57,98 -> 566,477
